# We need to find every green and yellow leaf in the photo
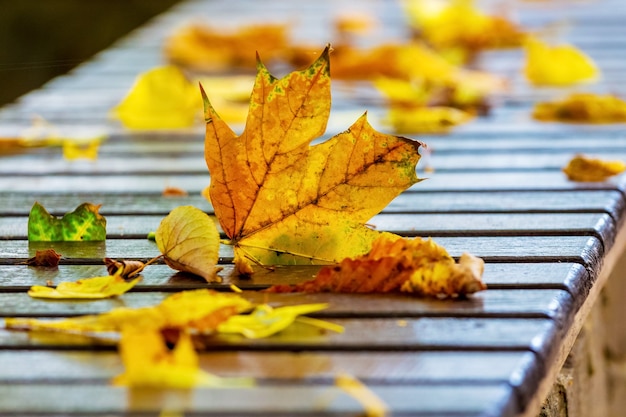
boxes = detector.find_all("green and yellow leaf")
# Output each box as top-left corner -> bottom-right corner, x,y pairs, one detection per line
28,202 -> 106,242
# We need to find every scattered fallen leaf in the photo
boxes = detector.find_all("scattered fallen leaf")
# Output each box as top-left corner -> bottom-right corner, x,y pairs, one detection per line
334,12 -> 377,36
524,37 -> 599,86
384,106 -> 472,134
562,154 -> 626,182
533,93 -> 626,123
155,206 -> 222,282
28,274 -> 140,299
203,46 -> 423,275
404,0 -> 525,54
62,138 -> 102,161
25,249 -> 62,267
267,235 -> 486,298
217,303 -> 342,338
113,327 -> 254,388
162,186 -> 189,197
6,289 -> 252,334
104,258 -> 146,278
336,373 -> 388,417
165,23 -> 289,70
113,66 -> 200,129
28,202 -> 106,242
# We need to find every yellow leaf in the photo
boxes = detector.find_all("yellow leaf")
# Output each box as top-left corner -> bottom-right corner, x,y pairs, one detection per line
203,46 -> 424,274
384,106 -> 472,134
217,303 -> 342,339
524,37 -> 599,86
27,274 -> 139,299
62,138 -> 102,161
267,236 -> 486,298
533,93 -> 626,123
404,0 -> 525,53
113,66 -> 200,129
155,206 -> 221,282
562,154 -> 626,182
113,327 -> 254,388
7,289 -> 252,334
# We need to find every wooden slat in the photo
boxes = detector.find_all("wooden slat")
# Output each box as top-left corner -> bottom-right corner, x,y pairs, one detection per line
1,171 -> 624,194
0,262 -> 589,293
0,317 -> 556,352
0,289 -> 573,319
0,213 -> 615,248
0,350 -> 536,384
1,190 -> 622,221
0,383 -> 518,417
0,235 -> 604,265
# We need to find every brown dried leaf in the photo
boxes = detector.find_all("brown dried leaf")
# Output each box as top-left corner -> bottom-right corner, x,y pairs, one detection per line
162,186 -> 189,197
25,249 -> 62,267
267,236 -> 486,298
104,258 -> 146,278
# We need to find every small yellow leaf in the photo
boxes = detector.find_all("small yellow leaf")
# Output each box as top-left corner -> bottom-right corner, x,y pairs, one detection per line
155,206 -> 221,282
562,154 -> 626,182
385,106 -> 472,134
113,327 -> 254,388
533,93 -> 626,123
217,303 -> 340,339
113,66 -> 200,129
524,37 -> 599,86
62,138 -> 102,161
28,274 -> 139,299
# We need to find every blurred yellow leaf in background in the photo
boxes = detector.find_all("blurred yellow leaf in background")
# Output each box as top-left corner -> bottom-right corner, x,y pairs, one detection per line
113,66 -> 200,129
563,154 -> 626,182
533,93 -> 626,123
524,38 -> 599,86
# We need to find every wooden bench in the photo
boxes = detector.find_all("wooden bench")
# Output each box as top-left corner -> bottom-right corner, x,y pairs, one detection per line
1,0 -> 626,415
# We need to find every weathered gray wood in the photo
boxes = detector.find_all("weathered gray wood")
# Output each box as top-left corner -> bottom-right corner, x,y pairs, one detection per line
0,191 -> 623,220
0,262 -> 589,294
0,235 -> 604,265
0,317 -> 556,352
0,289 -> 573,320
0,350 -> 535,384
0,172 -> 623,194
0,213 -> 615,250
0,383 -> 517,416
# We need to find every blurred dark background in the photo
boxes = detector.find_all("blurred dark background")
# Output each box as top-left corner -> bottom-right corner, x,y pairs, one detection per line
0,0 -> 180,106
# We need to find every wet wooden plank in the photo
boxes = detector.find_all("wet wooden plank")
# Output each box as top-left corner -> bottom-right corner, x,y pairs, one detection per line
0,317 -> 556,352
0,235 -> 604,265
0,213 -> 615,249
0,262 -> 589,294
0,383 -> 518,417
0,350 -> 536,384
0,289 -> 573,320
0,190 -> 623,220
2,171 -> 625,195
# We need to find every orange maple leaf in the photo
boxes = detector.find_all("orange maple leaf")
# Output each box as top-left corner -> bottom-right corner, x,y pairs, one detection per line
202,46 -> 424,274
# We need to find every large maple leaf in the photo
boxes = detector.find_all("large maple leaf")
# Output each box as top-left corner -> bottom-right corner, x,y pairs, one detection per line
203,45 -> 423,274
